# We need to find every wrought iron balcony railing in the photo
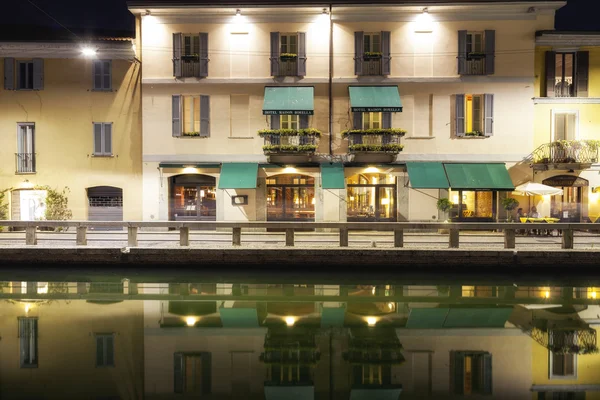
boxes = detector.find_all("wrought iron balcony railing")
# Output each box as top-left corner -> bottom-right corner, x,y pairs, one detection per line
15,153 -> 36,173
530,140 -> 600,165
361,58 -> 382,76
342,129 -> 406,153
276,59 -> 298,77
259,129 -> 321,154
460,55 -> 487,76
554,78 -> 574,98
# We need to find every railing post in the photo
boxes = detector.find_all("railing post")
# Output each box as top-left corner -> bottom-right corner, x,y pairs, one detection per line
76,226 -> 87,246
339,227 -> 349,247
562,229 -> 574,249
285,228 -> 294,247
180,227 -> 190,246
127,226 -> 138,247
449,229 -> 459,249
504,228 -> 515,249
25,226 -> 37,245
232,227 -> 241,246
394,229 -> 404,248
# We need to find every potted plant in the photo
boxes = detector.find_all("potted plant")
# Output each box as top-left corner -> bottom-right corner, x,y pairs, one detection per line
280,53 -> 297,61
181,53 -> 200,61
467,52 -> 486,60
363,51 -> 383,60
436,198 -> 453,234
501,197 -> 519,222
465,131 -> 484,137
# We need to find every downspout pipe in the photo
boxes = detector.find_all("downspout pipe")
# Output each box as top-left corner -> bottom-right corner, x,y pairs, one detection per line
328,4 -> 333,156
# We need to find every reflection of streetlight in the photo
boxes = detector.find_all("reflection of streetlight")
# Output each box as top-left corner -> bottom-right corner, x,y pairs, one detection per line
285,316 -> 296,326
544,291 -> 550,299
367,317 -> 377,326
185,317 -> 197,326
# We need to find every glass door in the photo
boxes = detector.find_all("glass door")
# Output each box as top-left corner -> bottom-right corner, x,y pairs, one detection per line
267,186 -> 315,221
551,187 -> 582,222
377,187 -> 396,221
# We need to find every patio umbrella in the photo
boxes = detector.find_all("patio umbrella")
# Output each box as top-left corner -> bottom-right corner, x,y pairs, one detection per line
513,182 -> 563,196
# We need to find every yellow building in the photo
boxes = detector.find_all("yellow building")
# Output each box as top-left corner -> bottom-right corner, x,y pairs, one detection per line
0,36 -> 142,222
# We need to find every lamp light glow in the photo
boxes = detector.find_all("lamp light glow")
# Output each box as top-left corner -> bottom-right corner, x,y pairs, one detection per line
367,317 -> 377,326
414,8 -> 434,33
185,317 -> 197,326
82,47 -> 97,57
285,316 -> 296,326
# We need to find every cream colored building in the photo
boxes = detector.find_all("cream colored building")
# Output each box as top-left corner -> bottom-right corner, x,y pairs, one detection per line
0,37 -> 142,223
129,0 -> 565,224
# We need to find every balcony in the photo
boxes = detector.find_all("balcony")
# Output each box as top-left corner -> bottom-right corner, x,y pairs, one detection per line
530,140 -> 600,171
15,153 -> 36,173
259,128 -> 320,163
342,128 -> 406,163
275,58 -> 298,77
554,78 -> 574,98
360,55 -> 382,76
462,54 -> 486,76
174,55 -> 203,78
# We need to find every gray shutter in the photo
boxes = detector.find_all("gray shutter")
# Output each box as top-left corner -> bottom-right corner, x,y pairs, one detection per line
94,123 -> 103,154
93,61 -> 102,90
173,33 -> 182,78
104,123 -> 113,155
458,30 -> 467,75
382,112 -> 392,129
482,353 -> 492,395
353,112 -> 363,130
576,51 -> 589,97
354,31 -> 364,76
455,94 -> 465,137
199,32 -> 209,77
103,60 -> 112,90
4,57 -> 14,90
453,351 -> 465,394
537,393 -> 546,400
484,94 -> 494,136
32,58 -> 43,90
270,32 -> 280,76
484,30 -> 495,75
174,353 -> 184,393
545,51 -> 556,97
381,31 -> 391,75
172,95 -> 181,137
297,32 -> 306,77
200,95 -> 210,137
105,335 -> 114,366
201,352 -> 212,394
299,115 -> 309,129
96,336 -> 104,366
271,115 -> 280,129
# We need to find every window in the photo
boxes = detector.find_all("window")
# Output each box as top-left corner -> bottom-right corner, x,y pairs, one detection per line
553,111 -> 578,141
270,32 -> 306,77
95,334 -> 115,367
280,115 -> 299,130
19,317 -> 38,368
280,34 -> 298,55
4,58 -> 43,90
183,34 -> 200,58
183,96 -> 201,133
555,53 -> 575,97
93,123 -> 113,156
466,94 -> 483,134
17,123 -> 35,173
455,94 -> 494,137
174,352 -> 211,394
172,95 -> 210,137
93,60 -> 112,91
173,33 -> 208,78
466,32 -> 484,54
363,33 -> 381,53
363,365 -> 382,384
17,61 -> 34,90
452,351 -> 492,395
458,30 -> 495,75
550,351 -> 576,379
363,112 -> 382,130
545,51 -> 588,98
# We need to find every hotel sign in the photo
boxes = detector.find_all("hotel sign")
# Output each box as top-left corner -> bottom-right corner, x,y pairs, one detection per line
542,175 -> 589,187
262,110 -> 314,115
351,107 -> 403,112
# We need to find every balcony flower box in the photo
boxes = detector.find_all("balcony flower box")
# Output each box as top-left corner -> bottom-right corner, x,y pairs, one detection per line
182,131 -> 201,137
363,51 -> 383,60
348,144 -> 404,153
464,130 -> 484,137
280,53 -> 298,61
466,52 -> 486,60
342,128 -> 406,162
340,128 -> 407,139
258,128 -> 321,137
259,128 -> 320,161
262,144 -> 317,154
181,54 -> 200,62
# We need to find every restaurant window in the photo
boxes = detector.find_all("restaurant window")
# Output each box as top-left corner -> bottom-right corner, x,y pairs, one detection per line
267,175 -> 315,222
363,112 -> 382,130
169,174 -> 217,221
19,317 -> 38,368
449,190 -> 495,220
347,173 -> 396,222
452,351 -> 492,395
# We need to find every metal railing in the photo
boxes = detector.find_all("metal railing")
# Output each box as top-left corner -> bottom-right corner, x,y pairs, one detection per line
347,133 -> 403,153
277,59 -> 298,76
463,58 -> 486,75
15,153 -> 36,173
360,58 -> 382,76
530,140 -> 599,165
554,79 -> 574,97
263,134 -> 319,153
176,59 -> 201,78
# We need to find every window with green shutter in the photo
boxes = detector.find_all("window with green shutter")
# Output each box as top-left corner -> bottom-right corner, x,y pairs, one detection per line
95,333 -> 115,367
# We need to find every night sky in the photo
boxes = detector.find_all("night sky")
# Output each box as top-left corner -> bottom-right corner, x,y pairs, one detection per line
1,0 -> 599,36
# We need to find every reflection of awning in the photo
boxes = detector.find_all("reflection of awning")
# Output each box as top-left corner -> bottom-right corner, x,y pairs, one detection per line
219,308 -> 259,328
265,386 -> 314,400
350,388 -> 403,400
406,162 -> 449,189
321,163 -> 345,189
321,307 -> 346,328
406,307 -> 513,328
158,162 -> 220,169
443,163 -> 514,190
218,163 -> 258,189
168,301 -> 217,316
349,86 -> 402,112
262,86 -> 314,115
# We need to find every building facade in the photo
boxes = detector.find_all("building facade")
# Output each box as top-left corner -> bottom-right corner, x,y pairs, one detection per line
0,36 -> 142,223
130,0 -> 565,224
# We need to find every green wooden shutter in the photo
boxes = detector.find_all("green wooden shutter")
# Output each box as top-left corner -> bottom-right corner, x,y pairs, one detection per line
453,351 -> 465,394
271,115 -> 280,129
576,51 -> 589,97
173,33 -> 182,78
270,32 -> 280,76
4,57 -> 14,90
299,115 -> 309,129
485,30 -> 495,75
484,94 -> 494,136
353,112 -> 363,130
200,95 -> 210,137
458,31 -> 467,75
382,112 -> 392,129
482,353 -> 492,394
104,123 -> 113,155
174,353 -> 184,393
545,51 -> 556,97
455,94 -> 465,137
381,31 -> 391,75
201,352 -> 212,394
354,31 -> 364,75
199,32 -> 209,77
32,58 -> 43,90
297,32 -> 306,77
172,95 -> 181,137
93,123 -> 103,155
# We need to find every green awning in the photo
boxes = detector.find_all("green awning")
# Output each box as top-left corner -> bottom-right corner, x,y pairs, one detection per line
168,301 -> 217,316
321,307 -> 346,328
321,163 -> 345,189
349,86 -> 402,112
265,386 -> 314,400
406,162 -> 449,189
406,307 -> 513,329
158,163 -> 220,169
262,86 -> 314,115
219,308 -> 259,328
218,163 -> 258,189
443,163 -> 515,190
350,388 -> 403,400
406,308 -> 449,329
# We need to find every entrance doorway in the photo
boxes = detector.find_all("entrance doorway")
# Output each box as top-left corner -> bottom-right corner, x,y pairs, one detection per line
347,173 -> 397,222
169,174 -> 216,221
266,175 -> 315,221
543,175 -> 587,222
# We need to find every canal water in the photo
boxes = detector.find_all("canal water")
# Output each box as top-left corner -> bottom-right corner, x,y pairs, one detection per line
1,273 -> 598,399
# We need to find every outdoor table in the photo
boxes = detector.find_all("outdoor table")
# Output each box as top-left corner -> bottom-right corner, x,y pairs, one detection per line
589,215 -> 600,223
519,217 -> 559,223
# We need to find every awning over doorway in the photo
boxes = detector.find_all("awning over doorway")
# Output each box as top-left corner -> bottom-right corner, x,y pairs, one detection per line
406,307 -> 513,328
219,307 -> 259,328
321,307 -> 346,328
406,162 -> 449,189
218,163 -> 258,189
349,86 -> 402,112
443,163 -> 514,190
321,163 -> 345,189
262,86 -> 314,115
